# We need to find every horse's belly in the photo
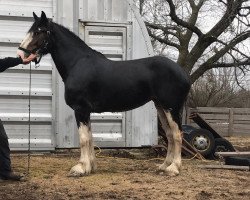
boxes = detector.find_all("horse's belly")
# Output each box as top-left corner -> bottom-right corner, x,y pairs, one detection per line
92,95 -> 151,113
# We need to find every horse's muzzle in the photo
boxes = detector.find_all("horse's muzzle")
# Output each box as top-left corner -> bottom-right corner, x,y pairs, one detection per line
17,49 -> 37,63
17,49 -> 26,59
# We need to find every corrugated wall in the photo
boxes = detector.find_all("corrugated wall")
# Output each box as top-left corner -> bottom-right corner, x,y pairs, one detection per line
79,0 -> 132,22
0,0 -> 56,150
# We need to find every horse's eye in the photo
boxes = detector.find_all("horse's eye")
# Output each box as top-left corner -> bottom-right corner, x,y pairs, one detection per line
34,31 -> 39,36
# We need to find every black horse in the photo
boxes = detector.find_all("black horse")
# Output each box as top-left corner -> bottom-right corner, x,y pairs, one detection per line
18,12 -> 190,176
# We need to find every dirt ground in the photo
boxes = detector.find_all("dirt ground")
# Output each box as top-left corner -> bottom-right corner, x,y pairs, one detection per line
0,137 -> 249,200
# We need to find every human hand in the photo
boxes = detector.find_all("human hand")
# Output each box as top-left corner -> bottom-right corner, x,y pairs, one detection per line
22,53 -> 37,64
17,49 -> 37,64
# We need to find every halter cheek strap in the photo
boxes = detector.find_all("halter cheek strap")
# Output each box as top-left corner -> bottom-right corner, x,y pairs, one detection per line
18,46 -> 38,55
18,30 -> 51,66
18,37 -> 49,55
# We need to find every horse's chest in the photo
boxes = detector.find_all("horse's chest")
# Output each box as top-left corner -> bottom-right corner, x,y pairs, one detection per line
64,83 -> 100,110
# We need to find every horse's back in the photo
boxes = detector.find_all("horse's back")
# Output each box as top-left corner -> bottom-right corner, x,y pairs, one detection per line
113,56 -> 189,83
113,55 -> 190,93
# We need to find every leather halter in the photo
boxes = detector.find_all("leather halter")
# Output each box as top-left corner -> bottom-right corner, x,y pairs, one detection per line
18,30 -> 51,65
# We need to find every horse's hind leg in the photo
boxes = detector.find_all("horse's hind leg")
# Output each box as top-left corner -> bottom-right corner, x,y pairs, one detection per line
69,112 -> 97,176
155,105 -> 174,168
163,110 -> 182,176
156,103 -> 182,176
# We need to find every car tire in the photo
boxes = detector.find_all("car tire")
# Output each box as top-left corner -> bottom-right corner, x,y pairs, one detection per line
186,129 -> 215,157
210,138 -> 235,159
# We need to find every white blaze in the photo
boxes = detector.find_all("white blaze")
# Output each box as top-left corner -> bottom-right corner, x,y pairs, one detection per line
20,32 -> 33,48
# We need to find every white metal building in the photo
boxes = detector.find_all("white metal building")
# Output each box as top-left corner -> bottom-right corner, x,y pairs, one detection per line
0,0 -> 157,150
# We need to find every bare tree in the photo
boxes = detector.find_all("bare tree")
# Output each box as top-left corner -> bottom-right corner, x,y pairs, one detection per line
188,68 -> 244,107
137,0 -> 250,84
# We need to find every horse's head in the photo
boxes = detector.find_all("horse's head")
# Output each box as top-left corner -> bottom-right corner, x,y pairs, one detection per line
18,11 -> 52,62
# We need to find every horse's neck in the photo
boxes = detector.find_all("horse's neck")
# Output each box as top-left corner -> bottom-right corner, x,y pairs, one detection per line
50,24 -> 94,81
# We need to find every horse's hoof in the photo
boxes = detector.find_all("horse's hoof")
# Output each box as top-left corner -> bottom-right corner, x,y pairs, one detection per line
68,163 -> 91,177
158,163 -> 167,171
158,163 -> 180,176
165,164 -> 180,176
158,160 -> 172,171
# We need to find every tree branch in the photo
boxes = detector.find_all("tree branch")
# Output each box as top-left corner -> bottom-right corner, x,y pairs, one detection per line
164,0 -> 203,37
187,0 -> 196,8
211,59 -> 250,68
147,28 -> 180,49
190,58 -> 250,84
216,38 -> 249,59
204,31 -> 250,66
190,30 -> 250,83
145,22 -> 180,38
206,0 -> 243,38
186,1 -> 248,72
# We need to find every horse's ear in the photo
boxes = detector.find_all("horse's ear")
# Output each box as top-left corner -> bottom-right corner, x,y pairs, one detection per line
40,11 -> 48,24
33,12 -> 38,21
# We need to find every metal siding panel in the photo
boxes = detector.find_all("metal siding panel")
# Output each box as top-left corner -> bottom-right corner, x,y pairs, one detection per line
79,0 -> 130,22
97,0 -> 105,20
0,97 -> 51,115
105,0 -> 113,21
55,82 -> 78,148
130,4 -> 154,57
0,19 -> 33,43
131,102 -> 157,146
111,0 -> 128,22
5,123 -> 51,137
92,120 -> 123,141
0,71 -> 52,91
80,0 -> 88,20
0,0 -> 53,18
88,0 -> 98,20
5,123 -> 53,150
0,4 -> 54,150
85,26 -> 126,60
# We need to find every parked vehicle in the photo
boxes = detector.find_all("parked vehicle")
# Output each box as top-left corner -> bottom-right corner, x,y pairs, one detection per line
182,113 -> 235,159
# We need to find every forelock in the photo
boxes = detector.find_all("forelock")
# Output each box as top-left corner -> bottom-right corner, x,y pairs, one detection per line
28,21 -> 40,33
28,18 -> 50,33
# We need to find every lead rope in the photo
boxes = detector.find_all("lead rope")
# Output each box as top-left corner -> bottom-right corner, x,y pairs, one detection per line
27,62 -> 32,176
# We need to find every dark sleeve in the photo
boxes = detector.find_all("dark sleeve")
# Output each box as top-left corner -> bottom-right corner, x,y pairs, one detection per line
0,57 -> 23,72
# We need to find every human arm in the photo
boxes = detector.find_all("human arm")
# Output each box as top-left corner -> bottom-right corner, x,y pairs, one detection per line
0,53 -> 37,73
0,57 -> 22,72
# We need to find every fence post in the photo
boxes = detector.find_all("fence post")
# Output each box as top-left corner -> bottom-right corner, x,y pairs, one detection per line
228,108 -> 234,136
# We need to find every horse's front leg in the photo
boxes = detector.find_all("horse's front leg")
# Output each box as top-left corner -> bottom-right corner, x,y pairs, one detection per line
69,112 -> 96,176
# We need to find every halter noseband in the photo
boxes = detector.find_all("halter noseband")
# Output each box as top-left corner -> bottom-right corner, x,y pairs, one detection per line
18,29 -> 51,66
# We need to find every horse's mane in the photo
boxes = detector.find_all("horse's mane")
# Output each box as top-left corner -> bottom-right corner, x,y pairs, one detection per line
52,22 -> 106,58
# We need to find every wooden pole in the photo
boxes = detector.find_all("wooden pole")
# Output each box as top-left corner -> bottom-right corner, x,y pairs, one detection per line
199,164 -> 250,171
216,152 -> 250,157
228,108 -> 234,137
